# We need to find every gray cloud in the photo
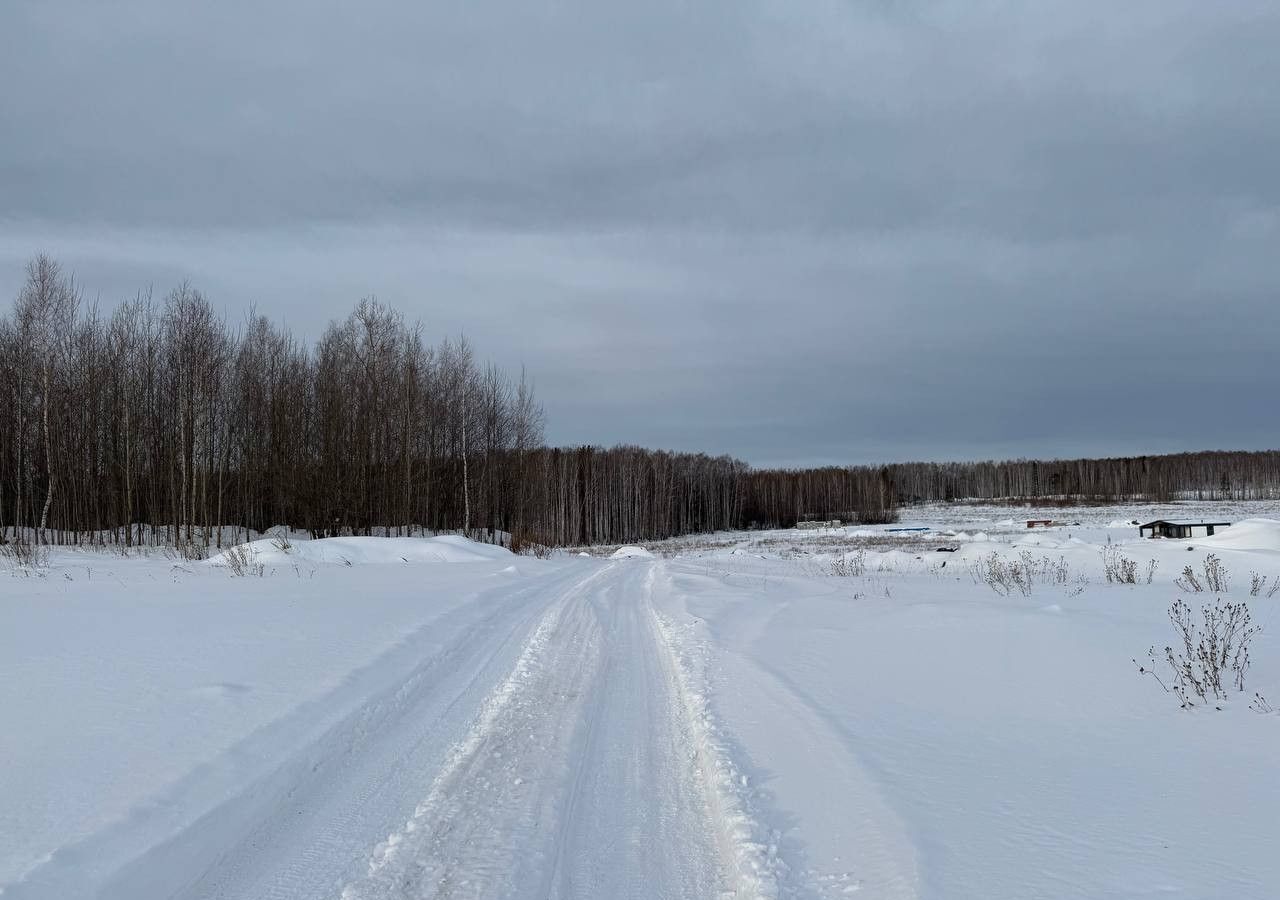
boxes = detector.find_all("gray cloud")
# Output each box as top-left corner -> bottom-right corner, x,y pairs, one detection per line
2,1 -> 1278,465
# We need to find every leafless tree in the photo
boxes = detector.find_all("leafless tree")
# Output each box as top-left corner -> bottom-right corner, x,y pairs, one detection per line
12,256 -> 78,544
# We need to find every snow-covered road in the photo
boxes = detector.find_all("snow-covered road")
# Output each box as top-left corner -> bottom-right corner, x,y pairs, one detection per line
339,560 -> 734,900
5,557 -> 750,900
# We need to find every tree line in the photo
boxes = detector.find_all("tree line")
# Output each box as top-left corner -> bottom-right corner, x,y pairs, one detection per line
885,451 -> 1280,505
738,450 -> 1280,530
0,255 -> 546,548
3,255 -> 1279,550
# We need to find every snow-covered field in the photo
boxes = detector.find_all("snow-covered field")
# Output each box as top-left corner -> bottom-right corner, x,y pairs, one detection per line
4,504 -> 1280,899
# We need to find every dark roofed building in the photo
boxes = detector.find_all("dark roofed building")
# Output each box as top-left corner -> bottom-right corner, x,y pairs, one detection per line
1138,520 -> 1231,539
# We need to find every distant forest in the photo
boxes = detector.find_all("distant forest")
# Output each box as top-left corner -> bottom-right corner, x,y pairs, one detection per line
3,255 -> 1279,549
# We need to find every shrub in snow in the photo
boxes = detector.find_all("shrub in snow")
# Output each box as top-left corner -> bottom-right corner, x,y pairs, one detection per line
1176,565 -> 1204,593
0,536 -> 49,574
510,531 -> 554,559
1101,546 -> 1138,584
162,540 -> 207,562
1175,554 -> 1234,594
1202,553 -> 1229,593
829,550 -> 867,577
1135,597 -> 1259,709
968,551 -> 1073,597
975,551 -> 1028,595
221,544 -> 265,577
1041,554 -> 1072,586
968,552 -> 1019,596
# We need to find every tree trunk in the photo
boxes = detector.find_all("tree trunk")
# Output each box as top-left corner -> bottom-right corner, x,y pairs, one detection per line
461,426 -> 470,535
38,367 -> 54,544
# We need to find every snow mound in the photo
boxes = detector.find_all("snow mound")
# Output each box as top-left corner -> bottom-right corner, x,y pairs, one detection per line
610,545 -> 654,559
1193,518 -> 1280,552
207,535 -> 510,567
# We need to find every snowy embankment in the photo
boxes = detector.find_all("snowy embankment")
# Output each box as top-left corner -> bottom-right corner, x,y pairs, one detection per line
205,533 -> 512,568
4,509 -> 1280,899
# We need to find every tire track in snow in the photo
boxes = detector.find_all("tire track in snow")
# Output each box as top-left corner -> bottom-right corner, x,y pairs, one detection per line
338,565 -> 613,900
662,562 -> 923,900
737,657 -> 922,900
339,559 -> 766,900
542,561 -> 734,899
649,562 -> 785,900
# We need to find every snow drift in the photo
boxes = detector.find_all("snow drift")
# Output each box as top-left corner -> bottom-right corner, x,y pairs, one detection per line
609,546 -> 655,559
206,535 -> 511,568
1192,517 -> 1280,552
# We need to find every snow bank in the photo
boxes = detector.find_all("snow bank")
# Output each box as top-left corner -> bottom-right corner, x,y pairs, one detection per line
609,545 -> 654,559
206,535 -> 510,568
1193,518 -> 1280,552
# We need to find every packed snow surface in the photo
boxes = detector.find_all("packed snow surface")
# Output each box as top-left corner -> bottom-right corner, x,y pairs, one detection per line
4,506 -> 1280,899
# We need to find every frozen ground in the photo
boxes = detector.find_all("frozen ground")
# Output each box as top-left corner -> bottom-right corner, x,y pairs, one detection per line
3,503 -> 1280,899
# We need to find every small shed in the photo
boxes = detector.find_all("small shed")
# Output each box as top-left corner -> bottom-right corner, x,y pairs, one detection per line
1138,520 -> 1231,539
1026,519 -> 1054,528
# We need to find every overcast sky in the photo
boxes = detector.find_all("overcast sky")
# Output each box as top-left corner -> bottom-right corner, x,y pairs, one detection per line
2,1 -> 1278,467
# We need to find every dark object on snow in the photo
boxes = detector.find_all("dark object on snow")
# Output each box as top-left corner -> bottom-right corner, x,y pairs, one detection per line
1138,520 -> 1230,539
936,546 -> 959,552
